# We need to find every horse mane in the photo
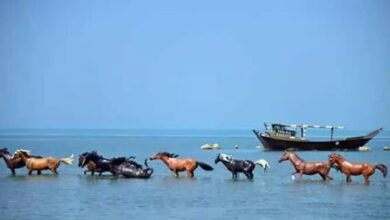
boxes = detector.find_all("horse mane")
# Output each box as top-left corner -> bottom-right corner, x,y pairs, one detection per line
0,148 -> 10,154
85,151 -> 103,161
80,151 -> 91,156
287,151 -> 305,162
110,157 -> 128,165
13,149 -> 31,158
330,153 -> 344,160
159,152 -> 179,158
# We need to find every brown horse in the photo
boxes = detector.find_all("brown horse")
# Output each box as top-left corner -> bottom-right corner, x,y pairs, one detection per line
149,152 -> 213,178
0,148 -> 43,175
328,153 -> 387,184
15,150 -> 74,175
279,151 -> 336,180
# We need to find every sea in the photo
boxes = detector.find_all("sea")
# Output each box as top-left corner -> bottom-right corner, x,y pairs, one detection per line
0,129 -> 389,220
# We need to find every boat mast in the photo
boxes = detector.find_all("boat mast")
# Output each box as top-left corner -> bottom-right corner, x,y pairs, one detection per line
331,127 -> 334,141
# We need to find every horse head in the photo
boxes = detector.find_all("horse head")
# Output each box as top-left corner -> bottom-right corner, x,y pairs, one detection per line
214,153 -> 232,164
328,153 -> 343,165
13,149 -> 31,159
79,151 -> 101,167
78,152 -> 90,167
0,148 -> 10,156
149,152 -> 179,160
278,150 -> 292,163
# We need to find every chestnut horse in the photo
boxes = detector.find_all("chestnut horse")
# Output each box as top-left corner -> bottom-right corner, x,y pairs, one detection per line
279,151 -> 336,180
16,150 -> 74,175
328,153 -> 387,184
149,152 -> 213,178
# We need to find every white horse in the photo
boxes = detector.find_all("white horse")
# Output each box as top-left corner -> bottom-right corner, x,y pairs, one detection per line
254,159 -> 270,172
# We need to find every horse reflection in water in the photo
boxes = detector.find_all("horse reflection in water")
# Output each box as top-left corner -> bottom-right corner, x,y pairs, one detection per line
279,150 -> 337,180
0,148 -> 43,175
328,153 -> 387,185
215,153 -> 256,180
149,152 -> 213,178
109,157 -> 153,178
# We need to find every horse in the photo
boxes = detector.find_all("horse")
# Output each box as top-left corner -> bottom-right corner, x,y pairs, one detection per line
278,150 -> 336,180
15,150 -> 73,175
328,153 -> 387,185
78,151 -> 113,175
109,157 -> 153,178
254,159 -> 271,172
78,152 -> 100,175
0,148 -> 43,175
214,153 -> 255,179
149,152 -> 213,178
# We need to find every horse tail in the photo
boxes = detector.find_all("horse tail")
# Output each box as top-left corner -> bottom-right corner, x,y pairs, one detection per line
197,161 -> 213,171
375,164 -> 387,178
146,168 -> 154,177
59,154 -> 74,165
254,159 -> 270,172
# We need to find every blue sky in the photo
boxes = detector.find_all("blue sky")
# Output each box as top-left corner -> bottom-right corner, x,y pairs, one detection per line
0,1 -> 389,129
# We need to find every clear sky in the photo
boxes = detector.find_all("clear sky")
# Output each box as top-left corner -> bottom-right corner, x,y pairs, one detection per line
0,1 -> 389,130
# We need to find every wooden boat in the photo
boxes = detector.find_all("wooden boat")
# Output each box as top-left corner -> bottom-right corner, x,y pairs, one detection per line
253,123 -> 382,151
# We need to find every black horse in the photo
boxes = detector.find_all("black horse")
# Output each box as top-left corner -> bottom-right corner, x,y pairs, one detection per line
78,151 -> 114,175
109,157 -> 153,178
214,153 -> 255,180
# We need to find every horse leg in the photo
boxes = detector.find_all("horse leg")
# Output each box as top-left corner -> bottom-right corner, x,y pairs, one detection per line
364,175 -> 370,185
84,170 -> 87,175
247,172 -> 254,180
91,171 -> 95,176
291,171 -> 297,178
174,171 -> 179,177
299,171 -> 304,180
28,169 -> 33,175
346,175 -> 352,183
11,169 -> 16,175
50,167 -> 58,175
186,170 -> 194,178
37,170 -> 42,175
319,173 -> 326,181
233,172 -> 238,180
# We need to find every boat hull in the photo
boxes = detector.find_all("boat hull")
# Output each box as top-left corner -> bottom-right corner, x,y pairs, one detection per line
253,129 -> 381,151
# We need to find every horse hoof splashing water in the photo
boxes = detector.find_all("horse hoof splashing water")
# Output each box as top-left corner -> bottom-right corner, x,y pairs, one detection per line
149,152 -> 213,178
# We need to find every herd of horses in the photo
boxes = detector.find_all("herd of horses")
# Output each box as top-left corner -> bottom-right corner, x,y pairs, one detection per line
0,147 -> 387,184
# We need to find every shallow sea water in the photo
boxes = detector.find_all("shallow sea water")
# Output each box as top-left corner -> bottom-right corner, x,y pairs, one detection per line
0,130 -> 389,220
